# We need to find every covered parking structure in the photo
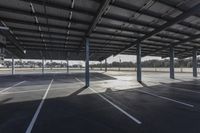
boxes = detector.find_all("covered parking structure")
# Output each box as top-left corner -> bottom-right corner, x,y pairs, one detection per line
0,0 -> 200,86
1,1 -> 200,133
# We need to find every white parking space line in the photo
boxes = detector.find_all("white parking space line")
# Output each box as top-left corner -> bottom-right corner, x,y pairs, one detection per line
0,81 -> 26,93
25,79 -> 54,133
2,84 -> 78,95
2,89 -> 46,95
173,80 -> 200,86
135,89 -> 194,108
157,83 -> 200,94
145,80 -> 200,94
75,78 -> 142,125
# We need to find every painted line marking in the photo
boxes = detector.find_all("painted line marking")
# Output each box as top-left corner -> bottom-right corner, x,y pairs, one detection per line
173,81 -> 200,86
158,83 -> 200,94
2,89 -> 46,95
25,79 -> 54,133
142,81 -> 200,95
135,89 -> 194,108
0,81 -> 26,93
75,77 -> 142,125
3,80 -> 81,95
2,86 -> 69,95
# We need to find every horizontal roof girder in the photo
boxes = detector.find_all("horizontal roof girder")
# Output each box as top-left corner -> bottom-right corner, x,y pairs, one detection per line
162,49 -> 194,58
15,35 -> 197,51
111,1 -> 200,32
0,5 -> 90,26
1,1 -> 199,38
143,32 -> 200,57
0,16 -> 86,33
11,25 -> 199,46
103,13 -> 158,29
86,0 -> 111,37
113,3 -> 200,56
1,0 -> 200,61
1,3 -> 198,39
0,22 -> 25,58
21,0 -> 96,16
15,34 -> 80,41
77,0 -> 111,53
1,15 -> 196,40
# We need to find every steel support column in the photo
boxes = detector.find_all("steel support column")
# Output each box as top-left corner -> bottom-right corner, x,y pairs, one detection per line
105,59 -> 107,72
118,58 -> 121,71
170,46 -> 175,79
50,60 -> 52,70
12,57 -> 15,75
193,48 -> 197,77
85,38 -> 90,87
42,58 -> 44,74
136,43 -> 141,82
100,61 -> 102,70
67,59 -> 69,74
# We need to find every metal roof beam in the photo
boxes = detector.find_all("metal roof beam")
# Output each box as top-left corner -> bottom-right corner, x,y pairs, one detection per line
20,40 -> 81,44
11,27 -> 83,38
114,3 -> 200,56
0,5 -> 89,26
103,13 -> 157,29
78,0 -> 111,52
14,34 -> 131,46
5,1 -> 199,38
0,17 -> 86,33
11,24 -> 199,46
15,31 -> 198,52
10,23 -> 198,46
1,15 -> 194,39
15,33 -> 132,44
20,39 -> 126,48
86,0 -> 111,36
112,1 -> 170,22
93,31 -> 141,39
15,34 -> 80,42
97,23 -> 195,40
0,22 -> 25,57
25,47 -> 116,53
143,32 -> 200,57
20,0 -> 95,16
111,1 -> 200,32
101,15 -> 195,37
162,48 -> 197,58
